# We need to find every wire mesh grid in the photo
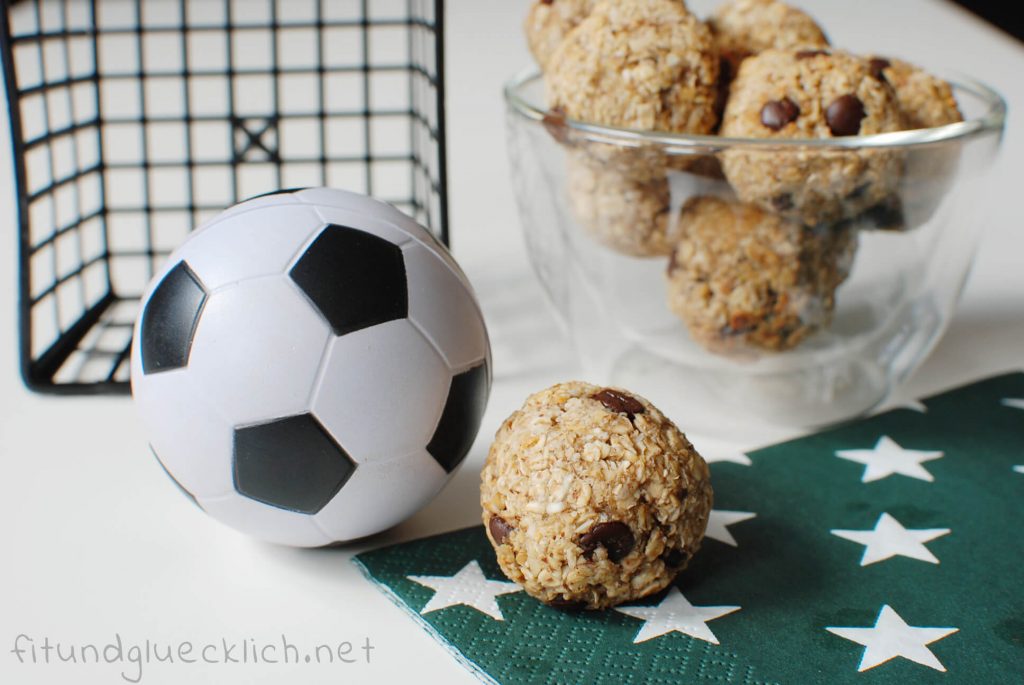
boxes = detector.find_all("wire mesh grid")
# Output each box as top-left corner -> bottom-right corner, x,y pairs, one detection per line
1,0 -> 448,394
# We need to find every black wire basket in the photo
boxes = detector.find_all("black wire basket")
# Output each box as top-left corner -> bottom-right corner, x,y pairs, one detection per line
0,0 -> 448,395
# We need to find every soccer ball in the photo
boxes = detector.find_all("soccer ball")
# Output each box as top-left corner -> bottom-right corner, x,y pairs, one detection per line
130,188 -> 491,546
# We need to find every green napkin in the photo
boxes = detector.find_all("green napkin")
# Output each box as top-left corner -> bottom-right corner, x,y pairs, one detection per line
354,372 -> 1024,684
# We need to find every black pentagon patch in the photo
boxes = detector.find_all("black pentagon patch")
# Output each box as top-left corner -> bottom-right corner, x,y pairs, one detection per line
233,414 -> 356,514
244,187 -> 310,202
140,261 -> 208,374
289,224 -> 407,336
150,445 -> 201,510
427,363 -> 490,473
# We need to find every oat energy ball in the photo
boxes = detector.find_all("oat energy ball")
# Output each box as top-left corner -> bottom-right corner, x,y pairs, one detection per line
720,49 -> 904,225
666,196 -> 856,352
546,0 -> 719,135
481,382 -> 712,610
566,153 -> 674,257
709,0 -> 829,73
870,56 -> 962,130
525,0 -> 601,71
857,58 -> 963,232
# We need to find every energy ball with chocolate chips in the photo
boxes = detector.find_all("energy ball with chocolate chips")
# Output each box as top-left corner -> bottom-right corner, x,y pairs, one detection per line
543,0 -> 720,250
480,381 -> 712,610
524,0 -> 601,71
546,0 -> 719,135
666,196 -> 856,353
857,57 -> 963,232
720,49 -> 904,226
869,56 -> 962,130
708,0 -> 829,74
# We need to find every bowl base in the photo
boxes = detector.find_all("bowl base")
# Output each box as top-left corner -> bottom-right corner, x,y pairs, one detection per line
605,346 -> 891,437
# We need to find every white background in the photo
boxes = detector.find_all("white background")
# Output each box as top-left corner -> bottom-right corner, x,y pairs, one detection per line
1,1 -> 1021,683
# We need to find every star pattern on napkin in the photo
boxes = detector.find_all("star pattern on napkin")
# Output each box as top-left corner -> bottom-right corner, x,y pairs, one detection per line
891,399 -> 928,413
835,436 -> 943,483
615,587 -> 740,645
409,560 -> 521,621
831,513 -> 950,566
702,451 -> 753,466
704,510 -> 757,547
827,604 -> 958,672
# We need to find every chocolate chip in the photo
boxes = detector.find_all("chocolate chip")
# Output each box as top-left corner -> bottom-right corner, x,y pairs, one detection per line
547,596 -> 586,611
795,49 -> 830,59
677,486 -> 689,501
826,94 -> 866,136
540,0 -> 554,4
868,58 -> 891,82
578,521 -> 635,562
771,193 -> 794,211
591,389 -> 645,421
661,548 -> 690,567
760,97 -> 800,130
542,106 -> 570,144
488,516 -> 514,545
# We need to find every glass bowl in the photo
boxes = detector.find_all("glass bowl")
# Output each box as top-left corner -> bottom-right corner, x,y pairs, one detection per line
504,68 -> 1006,432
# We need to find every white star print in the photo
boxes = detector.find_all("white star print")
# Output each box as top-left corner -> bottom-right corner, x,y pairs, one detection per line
891,399 -> 928,413
408,561 -> 521,621
827,605 -> 958,672
831,513 -> 950,566
615,587 -> 740,644
702,451 -> 753,466
1014,465 -> 1024,475
835,436 -> 943,483
704,510 -> 756,547
1001,398 -> 1024,411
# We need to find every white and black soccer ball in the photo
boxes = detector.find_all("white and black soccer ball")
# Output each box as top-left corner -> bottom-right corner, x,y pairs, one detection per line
130,188 -> 491,547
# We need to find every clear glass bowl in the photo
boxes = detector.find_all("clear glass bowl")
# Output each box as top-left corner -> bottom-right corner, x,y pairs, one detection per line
504,68 -> 1006,432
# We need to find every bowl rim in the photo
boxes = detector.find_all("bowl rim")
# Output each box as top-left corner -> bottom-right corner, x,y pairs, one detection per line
504,67 -> 1007,151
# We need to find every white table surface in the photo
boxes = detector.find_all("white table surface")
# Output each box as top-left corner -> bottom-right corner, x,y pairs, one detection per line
1,1 -> 1021,683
